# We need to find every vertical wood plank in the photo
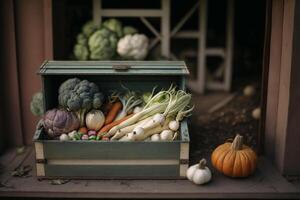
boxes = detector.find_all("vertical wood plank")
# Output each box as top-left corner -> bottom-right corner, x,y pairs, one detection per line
259,0 -> 272,155
93,0 -> 101,26
161,0 -> 170,58
283,0 -> 300,174
180,143 -> 189,160
36,164 -> 45,176
265,0 -> 284,160
14,0 -> 44,145
0,0 -> 24,146
224,0 -> 234,91
43,0 -> 53,59
275,0 -> 295,173
180,164 -> 188,177
197,0 -> 207,94
35,142 -> 44,160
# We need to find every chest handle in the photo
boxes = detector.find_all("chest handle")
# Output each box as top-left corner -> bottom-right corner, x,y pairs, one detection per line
112,65 -> 131,71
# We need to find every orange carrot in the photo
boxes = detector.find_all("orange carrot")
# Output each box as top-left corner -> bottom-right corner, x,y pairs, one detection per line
98,114 -> 133,136
104,101 -> 122,125
78,127 -> 88,135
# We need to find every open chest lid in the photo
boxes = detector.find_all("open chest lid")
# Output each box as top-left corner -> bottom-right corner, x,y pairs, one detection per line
39,60 -> 189,76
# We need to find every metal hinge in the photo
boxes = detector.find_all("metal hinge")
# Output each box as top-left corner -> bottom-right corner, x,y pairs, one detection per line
36,159 -> 47,164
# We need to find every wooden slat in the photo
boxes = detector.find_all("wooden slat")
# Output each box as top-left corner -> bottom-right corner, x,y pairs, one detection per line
173,31 -> 199,38
44,165 -> 179,178
100,9 -> 163,17
47,159 -> 179,165
42,141 -> 181,160
161,0 -> 170,58
93,0 -> 101,26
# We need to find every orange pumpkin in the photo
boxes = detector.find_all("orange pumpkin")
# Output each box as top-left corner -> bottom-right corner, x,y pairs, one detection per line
211,134 -> 257,178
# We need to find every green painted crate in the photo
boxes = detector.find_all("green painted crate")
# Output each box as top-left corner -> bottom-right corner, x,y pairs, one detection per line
33,60 -> 190,179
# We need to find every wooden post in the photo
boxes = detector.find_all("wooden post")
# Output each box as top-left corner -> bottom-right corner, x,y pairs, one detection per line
93,0 -> 101,26
161,0 -> 170,58
197,0 -> 207,94
224,0 -> 234,91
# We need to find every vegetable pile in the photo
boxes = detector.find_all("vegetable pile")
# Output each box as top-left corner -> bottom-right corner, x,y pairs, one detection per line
73,19 -> 148,61
38,78 -> 193,142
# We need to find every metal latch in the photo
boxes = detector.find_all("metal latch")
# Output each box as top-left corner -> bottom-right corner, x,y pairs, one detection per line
180,159 -> 189,165
112,65 -> 131,71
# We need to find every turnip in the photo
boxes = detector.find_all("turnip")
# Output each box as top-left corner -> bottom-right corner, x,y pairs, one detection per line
151,134 -> 160,141
133,106 -> 143,114
160,130 -> 173,141
169,120 -> 180,131
59,134 -> 69,141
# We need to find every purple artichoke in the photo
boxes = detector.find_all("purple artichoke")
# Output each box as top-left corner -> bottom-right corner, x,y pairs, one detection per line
43,109 -> 80,138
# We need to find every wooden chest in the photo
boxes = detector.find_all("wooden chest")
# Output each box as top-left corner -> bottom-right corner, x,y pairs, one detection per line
33,60 -> 190,179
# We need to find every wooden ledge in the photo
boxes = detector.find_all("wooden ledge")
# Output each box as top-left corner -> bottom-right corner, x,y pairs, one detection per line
0,146 -> 299,199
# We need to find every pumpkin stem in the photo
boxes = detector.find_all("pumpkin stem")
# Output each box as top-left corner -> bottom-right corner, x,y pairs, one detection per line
231,134 -> 243,150
198,158 -> 207,169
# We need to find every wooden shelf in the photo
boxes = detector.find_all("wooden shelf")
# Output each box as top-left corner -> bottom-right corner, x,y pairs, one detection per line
0,146 -> 299,199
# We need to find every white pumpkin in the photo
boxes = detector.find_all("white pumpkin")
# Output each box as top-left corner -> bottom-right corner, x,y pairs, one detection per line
186,159 -> 212,185
85,110 -> 105,131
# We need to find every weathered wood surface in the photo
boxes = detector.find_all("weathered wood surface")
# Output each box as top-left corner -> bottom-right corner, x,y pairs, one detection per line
0,146 -> 299,199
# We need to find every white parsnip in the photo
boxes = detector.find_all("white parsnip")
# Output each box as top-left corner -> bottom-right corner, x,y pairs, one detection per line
110,116 -> 152,140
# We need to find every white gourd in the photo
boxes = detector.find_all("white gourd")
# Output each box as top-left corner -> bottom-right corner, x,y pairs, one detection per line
186,159 -> 212,185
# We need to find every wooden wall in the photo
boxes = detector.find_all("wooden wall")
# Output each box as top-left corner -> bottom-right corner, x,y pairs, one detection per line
265,0 -> 300,175
0,0 -> 53,147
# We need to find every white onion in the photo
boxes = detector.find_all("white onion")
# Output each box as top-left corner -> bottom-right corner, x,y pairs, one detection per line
151,134 -> 160,141
169,120 -> 180,131
160,130 -> 173,141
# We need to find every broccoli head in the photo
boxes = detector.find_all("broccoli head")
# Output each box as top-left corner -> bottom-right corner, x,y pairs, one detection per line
58,78 -> 104,126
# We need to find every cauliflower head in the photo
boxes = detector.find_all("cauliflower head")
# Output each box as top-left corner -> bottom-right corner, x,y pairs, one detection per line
88,27 -> 118,60
117,34 -> 149,60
